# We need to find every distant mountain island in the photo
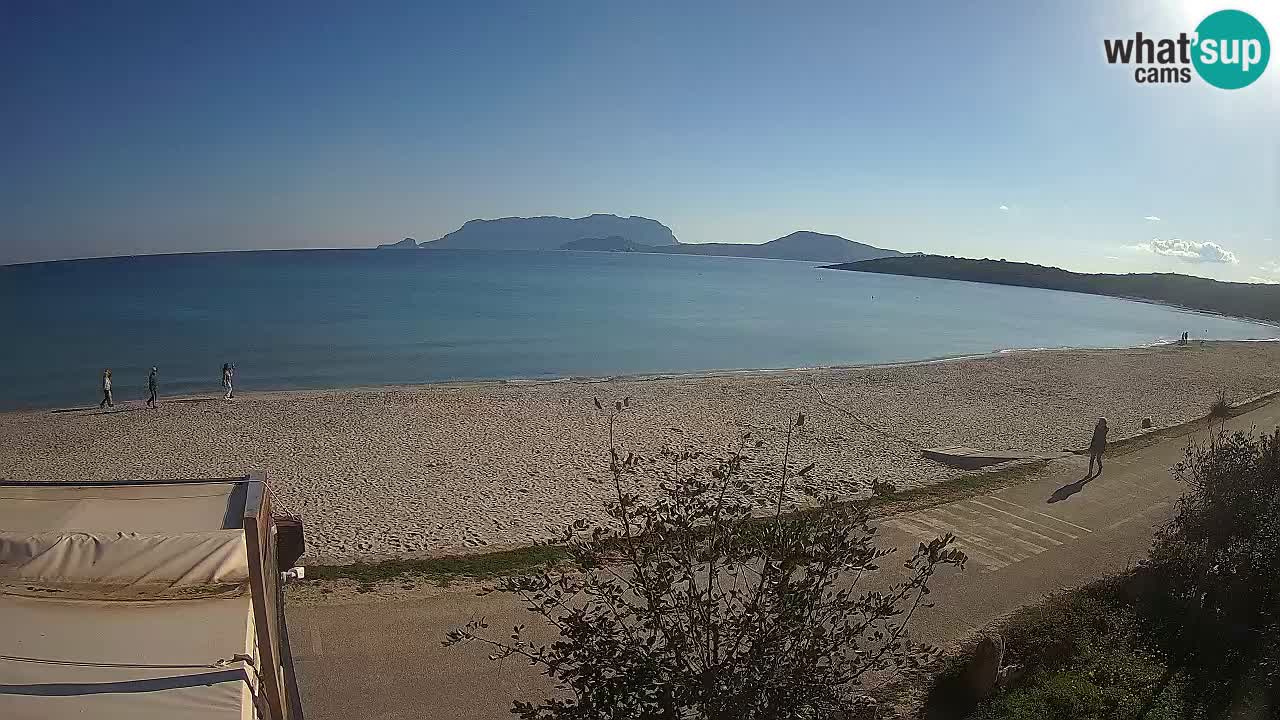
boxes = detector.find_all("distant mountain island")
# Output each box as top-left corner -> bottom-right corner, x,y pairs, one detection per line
825,255 -> 1280,325
426,214 -> 677,250
377,217 -> 906,263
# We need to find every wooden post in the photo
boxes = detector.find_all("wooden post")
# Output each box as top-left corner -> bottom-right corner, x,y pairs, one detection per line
244,471 -> 289,720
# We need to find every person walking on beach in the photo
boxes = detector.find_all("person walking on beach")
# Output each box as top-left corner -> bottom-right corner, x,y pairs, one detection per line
1087,417 -> 1109,478
146,367 -> 158,408
222,363 -> 234,400
99,369 -> 114,408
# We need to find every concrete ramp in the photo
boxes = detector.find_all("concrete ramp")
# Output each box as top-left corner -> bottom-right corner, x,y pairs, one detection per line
922,445 -> 1071,470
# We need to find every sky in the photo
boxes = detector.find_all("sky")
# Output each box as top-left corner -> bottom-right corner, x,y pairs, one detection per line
1,1 -> 1276,281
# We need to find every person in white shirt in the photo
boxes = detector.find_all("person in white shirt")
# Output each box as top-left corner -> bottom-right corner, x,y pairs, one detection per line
99,369 -> 113,408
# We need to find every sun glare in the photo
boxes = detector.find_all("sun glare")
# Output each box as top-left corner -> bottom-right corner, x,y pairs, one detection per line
1174,0 -> 1278,31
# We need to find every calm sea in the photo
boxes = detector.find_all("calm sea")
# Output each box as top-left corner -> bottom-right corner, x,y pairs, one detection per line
1,249 -> 1275,411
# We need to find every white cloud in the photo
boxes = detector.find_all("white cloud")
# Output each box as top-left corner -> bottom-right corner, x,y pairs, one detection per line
998,204 -> 1009,211
1143,215 -> 1161,222
1250,276 -> 1279,284
1104,255 -> 1121,260
1132,238 -> 1239,264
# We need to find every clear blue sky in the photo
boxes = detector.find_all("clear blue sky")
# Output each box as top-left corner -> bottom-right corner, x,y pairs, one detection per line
2,1 -> 1276,281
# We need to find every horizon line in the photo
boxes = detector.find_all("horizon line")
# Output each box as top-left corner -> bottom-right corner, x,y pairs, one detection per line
3,246 -> 1274,286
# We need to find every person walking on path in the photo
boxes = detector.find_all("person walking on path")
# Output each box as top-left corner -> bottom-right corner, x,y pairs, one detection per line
222,363 -> 234,400
1087,417 -> 1109,478
99,369 -> 114,408
147,367 -> 158,408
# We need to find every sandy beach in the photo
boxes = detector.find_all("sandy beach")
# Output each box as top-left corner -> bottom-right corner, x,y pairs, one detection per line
1,341 -> 1278,562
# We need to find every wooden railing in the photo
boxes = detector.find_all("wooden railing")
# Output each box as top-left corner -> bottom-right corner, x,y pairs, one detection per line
244,471 -> 290,720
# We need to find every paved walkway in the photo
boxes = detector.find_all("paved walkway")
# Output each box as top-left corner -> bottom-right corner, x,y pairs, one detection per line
288,400 -> 1280,720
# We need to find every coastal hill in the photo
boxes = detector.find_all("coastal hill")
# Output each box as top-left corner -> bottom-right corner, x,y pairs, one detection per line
376,237 -> 419,249
419,214 -> 678,251
561,230 -> 907,264
826,254 -> 1280,325
659,231 -> 905,263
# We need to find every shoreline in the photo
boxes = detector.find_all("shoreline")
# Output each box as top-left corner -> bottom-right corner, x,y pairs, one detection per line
19,338 -> 1279,417
820,262 -> 1280,329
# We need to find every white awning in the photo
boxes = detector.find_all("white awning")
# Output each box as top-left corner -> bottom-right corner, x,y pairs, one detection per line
0,479 -> 269,720
0,593 -> 260,720
0,530 -> 249,599
0,481 -> 247,533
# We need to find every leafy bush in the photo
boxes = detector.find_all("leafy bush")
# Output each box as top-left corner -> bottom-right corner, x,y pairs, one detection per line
994,590 -> 1117,678
972,671 -> 1106,720
445,402 -> 966,719
1139,428 -> 1280,716
927,578 -> 1145,719
971,648 -> 1189,720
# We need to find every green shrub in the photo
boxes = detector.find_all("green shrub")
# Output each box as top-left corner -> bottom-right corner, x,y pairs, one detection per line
923,580 -> 1135,719
994,583 -> 1132,677
971,648 -> 1189,720
1140,429 -> 1280,715
971,671 -> 1105,720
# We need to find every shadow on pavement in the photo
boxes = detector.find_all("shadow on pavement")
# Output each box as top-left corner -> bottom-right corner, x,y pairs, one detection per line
1047,475 -> 1095,504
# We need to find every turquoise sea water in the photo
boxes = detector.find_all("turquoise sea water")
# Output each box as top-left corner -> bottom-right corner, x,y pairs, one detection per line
1,249 -> 1275,411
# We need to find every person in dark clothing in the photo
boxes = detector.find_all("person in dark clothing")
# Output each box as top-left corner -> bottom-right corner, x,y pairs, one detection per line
99,369 -> 113,408
147,367 -> 158,408
222,363 -> 234,400
1088,417 -> 1109,477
